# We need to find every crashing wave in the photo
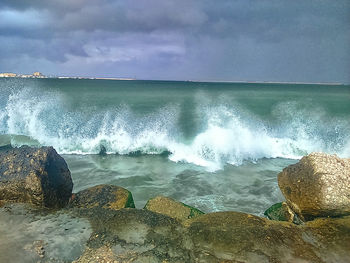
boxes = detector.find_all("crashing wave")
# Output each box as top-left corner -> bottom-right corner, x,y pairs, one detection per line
0,85 -> 349,171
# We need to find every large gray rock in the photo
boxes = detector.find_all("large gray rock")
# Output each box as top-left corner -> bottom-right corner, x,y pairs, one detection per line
278,152 -> 350,220
0,145 -> 73,208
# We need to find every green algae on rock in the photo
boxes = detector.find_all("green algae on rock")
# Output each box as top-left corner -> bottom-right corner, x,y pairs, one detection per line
144,195 -> 204,221
69,184 -> 135,210
278,152 -> 350,221
264,202 -> 303,224
0,145 -> 73,208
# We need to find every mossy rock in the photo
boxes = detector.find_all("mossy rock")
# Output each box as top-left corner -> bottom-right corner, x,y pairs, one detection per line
69,184 -> 135,210
264,202 -> 303,224
144,195 -> 204,221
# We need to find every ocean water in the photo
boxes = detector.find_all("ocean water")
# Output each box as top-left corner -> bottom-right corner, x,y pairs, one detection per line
0,78 -> 349,215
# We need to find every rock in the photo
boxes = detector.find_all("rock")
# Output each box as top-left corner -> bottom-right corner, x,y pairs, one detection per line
69,184 -> 135,210
264,202 -> 302,224
0,203 -> 92,263
278,152 -> 350,220
187,211 -> 350,263
302,216 -> 350,263
72,208 -> 193,263
144,195 -> 204,221
0,145 -> 73,208
73,208 -> 350,263
72,246 -> 115,263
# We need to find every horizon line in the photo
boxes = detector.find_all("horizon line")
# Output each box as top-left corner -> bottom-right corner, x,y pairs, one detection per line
37,76 -> 350,85
0,72 -> 348,85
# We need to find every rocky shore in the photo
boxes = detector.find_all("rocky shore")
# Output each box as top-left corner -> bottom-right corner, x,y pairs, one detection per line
1,146 -> 350,262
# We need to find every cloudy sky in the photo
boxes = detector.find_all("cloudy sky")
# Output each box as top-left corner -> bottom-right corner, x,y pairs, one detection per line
0,0 -> 349,83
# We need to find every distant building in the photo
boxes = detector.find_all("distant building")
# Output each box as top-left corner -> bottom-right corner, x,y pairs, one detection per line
0,73 -> 17,77
33,72 -> 43,77
0,71 -> 47,78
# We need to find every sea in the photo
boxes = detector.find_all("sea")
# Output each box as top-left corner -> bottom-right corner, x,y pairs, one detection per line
1,78 -> 349,215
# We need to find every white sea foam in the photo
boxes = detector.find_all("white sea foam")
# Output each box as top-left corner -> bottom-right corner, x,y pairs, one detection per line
1,86 -> 349,171
0,111 -> 6,134
167,105 -> 325,171
341,140 -> 350,157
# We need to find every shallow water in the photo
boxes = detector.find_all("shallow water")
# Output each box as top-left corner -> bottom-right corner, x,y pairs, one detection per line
65,154 -> 296,215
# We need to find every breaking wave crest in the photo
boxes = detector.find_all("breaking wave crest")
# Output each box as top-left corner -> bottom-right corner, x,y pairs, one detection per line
1,85 -> 349,171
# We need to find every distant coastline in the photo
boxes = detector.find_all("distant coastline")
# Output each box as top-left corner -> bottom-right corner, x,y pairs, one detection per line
56,76 -> 135,81
0,72 -> 135,81
0,72 -> 346,85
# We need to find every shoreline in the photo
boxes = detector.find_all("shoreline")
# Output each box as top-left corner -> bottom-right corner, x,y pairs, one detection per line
0,75 -> 347,85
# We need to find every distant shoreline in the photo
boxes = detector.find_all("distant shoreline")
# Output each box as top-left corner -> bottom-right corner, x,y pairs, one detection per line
0,74 -> 347,85
56,76 -> 135,81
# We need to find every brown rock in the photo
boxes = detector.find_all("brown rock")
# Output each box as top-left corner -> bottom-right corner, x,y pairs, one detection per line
187,211 -> 350,263
73,246 -> 115,263
73,208 -> 350,263
0,145 -> 73,208
72,208 -> 193,263
144,195 -> 204,221
69,184 -> 135,210
278,152 -> 350,220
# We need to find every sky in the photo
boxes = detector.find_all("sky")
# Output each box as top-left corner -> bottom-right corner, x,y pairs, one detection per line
0,0 -> 349,83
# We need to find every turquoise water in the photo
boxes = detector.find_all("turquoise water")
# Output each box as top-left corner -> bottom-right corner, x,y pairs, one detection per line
0,78 -> 349,214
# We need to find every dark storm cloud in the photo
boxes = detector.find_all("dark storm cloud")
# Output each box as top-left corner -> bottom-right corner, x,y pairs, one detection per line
0,0 -> 349,82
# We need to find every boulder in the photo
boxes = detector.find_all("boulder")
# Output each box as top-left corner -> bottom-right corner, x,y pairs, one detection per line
72,208 -> 193,263
144,195 -> 204,221
264,202 -> 302,224
187,211 -> 350,263
69,184 -> 135,210
278,152 -> 350,220
0,145 -> 73,208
